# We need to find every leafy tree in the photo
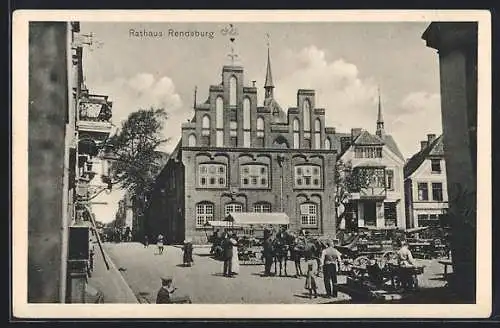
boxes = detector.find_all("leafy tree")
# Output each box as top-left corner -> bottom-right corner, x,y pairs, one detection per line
106,108 -> 169,198
334,160 -> 371,230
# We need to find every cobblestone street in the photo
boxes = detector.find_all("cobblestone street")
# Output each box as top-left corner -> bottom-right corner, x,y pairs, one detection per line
104,242 -> 450,304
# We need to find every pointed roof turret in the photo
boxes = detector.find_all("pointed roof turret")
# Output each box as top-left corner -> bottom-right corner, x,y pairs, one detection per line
264,46 -> 274,89
376,86 -> 385,137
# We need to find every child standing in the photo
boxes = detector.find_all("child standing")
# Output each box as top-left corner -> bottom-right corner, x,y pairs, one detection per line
304,259 -> 318,299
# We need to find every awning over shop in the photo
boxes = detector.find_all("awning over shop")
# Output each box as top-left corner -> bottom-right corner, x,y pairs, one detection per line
405,226 -> 430,234
225,212 -> 290,226
207,220 -> 242,228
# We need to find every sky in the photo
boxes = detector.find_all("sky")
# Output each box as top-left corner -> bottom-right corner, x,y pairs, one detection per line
79,21 -> 443,223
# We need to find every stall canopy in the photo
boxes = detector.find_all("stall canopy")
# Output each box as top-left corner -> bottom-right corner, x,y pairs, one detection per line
207,220 -> 242,228
225,212 -> 290,226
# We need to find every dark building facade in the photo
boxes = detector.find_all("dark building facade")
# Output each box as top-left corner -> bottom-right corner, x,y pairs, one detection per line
146,50 -> 346,244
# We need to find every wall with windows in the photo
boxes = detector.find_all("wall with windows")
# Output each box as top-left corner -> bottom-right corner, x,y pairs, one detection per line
406,157 -> 448,228
179,148 -> 337,243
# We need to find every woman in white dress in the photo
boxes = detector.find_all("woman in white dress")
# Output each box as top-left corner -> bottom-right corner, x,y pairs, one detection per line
230,234 -> 240,275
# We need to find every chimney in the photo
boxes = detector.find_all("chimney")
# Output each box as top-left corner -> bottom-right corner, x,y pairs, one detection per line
427,133 -> 436,144
420,140 -> 429,151
351,128 -> 362,140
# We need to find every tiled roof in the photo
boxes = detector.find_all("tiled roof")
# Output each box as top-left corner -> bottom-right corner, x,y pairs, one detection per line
353,130 -> 384,145
382,135 -> 405,160
404,135 -> 444,178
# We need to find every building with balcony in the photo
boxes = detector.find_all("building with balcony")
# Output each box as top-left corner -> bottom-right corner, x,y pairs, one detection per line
404,134 -> 448,228
145,47 -> 344,244
336,97 -> 406,230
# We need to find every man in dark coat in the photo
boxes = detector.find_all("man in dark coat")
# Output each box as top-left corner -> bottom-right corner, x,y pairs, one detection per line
156,277 -> 176,303
222,234 -> 233,277
262,233 -> 274,276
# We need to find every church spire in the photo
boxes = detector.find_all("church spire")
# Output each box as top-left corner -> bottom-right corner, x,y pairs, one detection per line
264,34 -> 274,99
376,86 -> 385,138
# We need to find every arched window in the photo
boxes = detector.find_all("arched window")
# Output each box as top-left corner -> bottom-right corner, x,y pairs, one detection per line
229,76 -> 237,107
188,134 -> 197,147
243,98 -> 251,129
215,97 -> 224,147
314,118 -> 321,149
225,202 -> 243,217
293,118 -> 300,149
243,98 -> 251,148
300,202 -> 319,227
324,137 -> 331,150
202,115 -> 210,135
216,97 -> 224,129
196,202 -> 214,228
253,202 -> 272,213
315,118 -> 321,131
256,116 -> 265,147
303,99 -> 311,132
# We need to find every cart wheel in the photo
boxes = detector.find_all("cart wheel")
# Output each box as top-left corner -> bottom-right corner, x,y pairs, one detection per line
353,256 -> 370,267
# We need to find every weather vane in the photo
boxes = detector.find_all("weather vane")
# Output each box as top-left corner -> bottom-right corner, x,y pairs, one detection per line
73,31 -> 104,51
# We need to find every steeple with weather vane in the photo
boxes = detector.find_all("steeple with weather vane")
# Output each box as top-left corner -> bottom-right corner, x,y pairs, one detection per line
376,86 -> 385,138
264,33 -> 275,100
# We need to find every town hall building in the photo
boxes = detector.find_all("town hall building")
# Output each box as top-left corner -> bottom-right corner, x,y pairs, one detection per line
145,48 -> 343,244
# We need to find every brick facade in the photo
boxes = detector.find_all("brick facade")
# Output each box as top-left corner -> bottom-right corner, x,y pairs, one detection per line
145,54 -> 344,244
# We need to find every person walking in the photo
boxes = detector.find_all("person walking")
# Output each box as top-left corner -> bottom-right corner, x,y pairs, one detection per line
320,239 -> 342,298
230,234 -> 239,275
304,260 -> 318,298
222,233 -> 233,277
157,233 -> 164,255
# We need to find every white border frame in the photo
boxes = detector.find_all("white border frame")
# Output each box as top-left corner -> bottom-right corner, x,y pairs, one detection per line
12,9 -> 492,319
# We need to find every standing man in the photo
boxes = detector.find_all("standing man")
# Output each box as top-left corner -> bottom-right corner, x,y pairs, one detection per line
222,233 -> 233,277
320,239 -> 342,298
262,230 -> 274,276
144,235 -> 149,248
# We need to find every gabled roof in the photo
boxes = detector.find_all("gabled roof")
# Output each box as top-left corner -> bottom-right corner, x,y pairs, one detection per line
264,97 -> 287,123
335,130 -> 404,160
382,135 -> 405,160
353,130 -> 384,145
404,135 -> 444,178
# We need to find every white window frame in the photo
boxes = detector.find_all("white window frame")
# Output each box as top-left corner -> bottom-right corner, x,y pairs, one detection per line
196,203 -> 214,228
225,203 -> 243,217
300,203 -> 318,226
253,202 -> 272,213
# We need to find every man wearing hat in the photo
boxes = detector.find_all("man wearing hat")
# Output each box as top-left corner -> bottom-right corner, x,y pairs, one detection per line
183,238 -> 194,267
320,239 -> 342,298
156,276 -> 176,303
